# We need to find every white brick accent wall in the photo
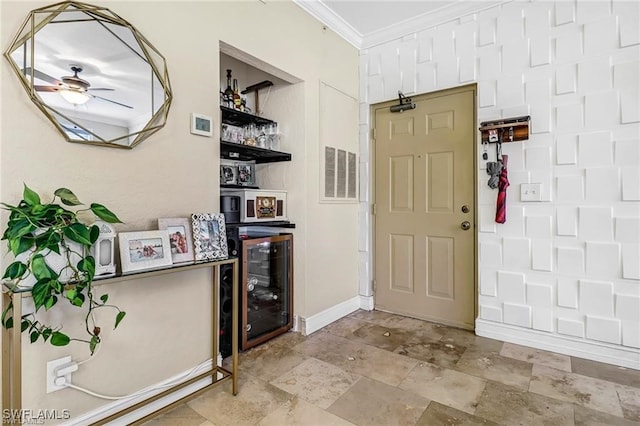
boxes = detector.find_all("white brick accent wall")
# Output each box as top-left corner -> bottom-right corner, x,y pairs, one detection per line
358,0 -> 640,368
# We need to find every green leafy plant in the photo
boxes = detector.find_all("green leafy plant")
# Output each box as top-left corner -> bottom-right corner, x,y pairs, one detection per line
1,184 -> 125,354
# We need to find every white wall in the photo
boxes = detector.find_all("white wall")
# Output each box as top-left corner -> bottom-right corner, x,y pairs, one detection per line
359,0 -> 640,369
1,0 -> 358,421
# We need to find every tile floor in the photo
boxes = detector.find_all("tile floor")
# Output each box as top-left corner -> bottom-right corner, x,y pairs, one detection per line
146,310 -> 640,426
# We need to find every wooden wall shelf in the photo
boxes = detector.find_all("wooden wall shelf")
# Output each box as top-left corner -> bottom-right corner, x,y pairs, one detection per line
479,115 -> 530,143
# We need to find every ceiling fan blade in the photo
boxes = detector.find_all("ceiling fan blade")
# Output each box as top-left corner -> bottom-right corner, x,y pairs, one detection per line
23,67 -> 61,85
88,88 -> 115,91
90,94 -> 133,109
34,85 -> 60,92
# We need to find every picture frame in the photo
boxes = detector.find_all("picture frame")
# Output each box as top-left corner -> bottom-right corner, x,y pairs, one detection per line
237,163 -> 255,186
220,164 -> 237,185
158,218 -> 194,264
118,230 -> 173,273
190,113 -> 213,137
191,213 -> 228,261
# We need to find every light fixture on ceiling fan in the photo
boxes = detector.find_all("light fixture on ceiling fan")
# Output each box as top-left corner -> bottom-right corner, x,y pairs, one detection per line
59,90 -> 90,105
28,65 -> 133,109
58,66 -> 92,105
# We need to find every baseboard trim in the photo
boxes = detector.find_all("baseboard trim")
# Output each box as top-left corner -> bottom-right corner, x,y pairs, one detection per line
359,295 -> 374,311
302,296 -> 361,335
66,360 -> 214,425
476,319 -> 640,370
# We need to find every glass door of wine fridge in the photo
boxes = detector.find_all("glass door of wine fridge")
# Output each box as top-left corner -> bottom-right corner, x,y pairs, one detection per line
241,234 -> 292,350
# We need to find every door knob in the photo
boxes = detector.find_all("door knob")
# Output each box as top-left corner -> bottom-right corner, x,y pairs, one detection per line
461,205 -> 470,213
461,221 -> 471,230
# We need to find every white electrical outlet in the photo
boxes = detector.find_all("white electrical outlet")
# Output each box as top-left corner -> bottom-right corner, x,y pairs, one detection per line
521,183 -> 542,202
46,356 -> 72,393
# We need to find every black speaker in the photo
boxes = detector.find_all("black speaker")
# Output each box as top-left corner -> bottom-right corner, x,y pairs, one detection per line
221,195 -> 240,224
226,226 -> 240,257
219,263 -> 234,358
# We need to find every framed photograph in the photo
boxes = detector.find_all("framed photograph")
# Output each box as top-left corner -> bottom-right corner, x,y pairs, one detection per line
190,113 -> 213,137
237,163 -> 255,186
118,230 -> 173,273
191,213 -> 228,261
220,164 -> 237,185
158,218 -> 194,264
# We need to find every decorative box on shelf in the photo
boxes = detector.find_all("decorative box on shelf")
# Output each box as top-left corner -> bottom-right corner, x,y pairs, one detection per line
221,188 -> 287,223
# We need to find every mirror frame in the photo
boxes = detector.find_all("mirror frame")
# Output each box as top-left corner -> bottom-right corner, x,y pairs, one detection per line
4,1 -> 173,149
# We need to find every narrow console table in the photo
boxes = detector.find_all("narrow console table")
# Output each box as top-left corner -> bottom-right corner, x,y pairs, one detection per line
1,257 -> 239,425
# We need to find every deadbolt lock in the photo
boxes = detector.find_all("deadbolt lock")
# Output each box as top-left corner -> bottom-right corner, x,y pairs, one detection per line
461,205 -> 470,213
461,221 -> 471,230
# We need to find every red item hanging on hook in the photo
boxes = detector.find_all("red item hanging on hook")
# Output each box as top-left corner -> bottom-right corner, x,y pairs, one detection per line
495,155 -> 509,224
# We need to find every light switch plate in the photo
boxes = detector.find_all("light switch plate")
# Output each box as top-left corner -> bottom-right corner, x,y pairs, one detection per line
521,183 -> 542,201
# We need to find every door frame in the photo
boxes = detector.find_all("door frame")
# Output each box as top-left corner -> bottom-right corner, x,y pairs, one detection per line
368,83 -> 479,328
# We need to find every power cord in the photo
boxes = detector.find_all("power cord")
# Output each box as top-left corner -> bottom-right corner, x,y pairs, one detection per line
54,359 -> 211,400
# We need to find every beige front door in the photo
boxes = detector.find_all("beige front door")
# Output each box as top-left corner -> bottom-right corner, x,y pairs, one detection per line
373,85 -> 476,330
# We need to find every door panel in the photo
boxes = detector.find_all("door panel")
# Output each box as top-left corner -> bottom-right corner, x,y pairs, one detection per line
427,236 -> 454,299
374,86 -> 475,329
390,234 -> 414,293
390,156 -> 414,212
427,151 -> 454,213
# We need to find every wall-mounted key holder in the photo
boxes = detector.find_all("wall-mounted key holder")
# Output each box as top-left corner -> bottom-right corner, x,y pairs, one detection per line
479,115 -> 530,143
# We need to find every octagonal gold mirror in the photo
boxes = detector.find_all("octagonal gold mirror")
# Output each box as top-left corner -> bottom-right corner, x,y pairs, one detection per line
4,1 -> 172,148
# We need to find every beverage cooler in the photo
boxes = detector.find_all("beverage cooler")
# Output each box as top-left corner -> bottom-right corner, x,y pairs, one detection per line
220,232 -> 293,357
242,234 -> 293,350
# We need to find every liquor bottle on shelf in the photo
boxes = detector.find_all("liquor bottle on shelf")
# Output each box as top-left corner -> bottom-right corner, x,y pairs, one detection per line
233,79 -> 241,110
223,69 -> 234,107
253,287 -> 278,301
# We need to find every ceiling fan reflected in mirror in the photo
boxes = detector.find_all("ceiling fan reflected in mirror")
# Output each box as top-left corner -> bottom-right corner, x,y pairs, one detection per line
29,65 -> 133,109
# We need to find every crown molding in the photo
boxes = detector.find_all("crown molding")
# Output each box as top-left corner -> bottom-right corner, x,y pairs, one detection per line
362,1 -> 505,49
293,0 -> 363,49
294,1 -> 507,51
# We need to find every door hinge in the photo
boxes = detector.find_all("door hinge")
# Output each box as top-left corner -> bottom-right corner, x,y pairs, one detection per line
371,128 -> 376,140
372,279 -> 376,291
371,204 -> 376,215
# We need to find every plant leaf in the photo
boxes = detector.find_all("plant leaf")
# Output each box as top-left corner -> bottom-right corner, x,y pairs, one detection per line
42,328 -> 52,341
54,188 -> 83,206
44,295 -> 58,310
31,279 -> 52,311
23,184 -> 41,206
21,320 -> 30,332
66,288 -> 77,301
114,311 -> 126,329
1,304 -> 12,328
50,331 -> 70,346
6,219 -> 36,241
89,335 -> 99,354
4,317 -> 13,329
10,236 -> 34,256
51,279 -> 63,294
30,331 -> 39,343
63,223 -> 93,246
90,203 -> 122,224
31,255 -> 56,280
33,229 -> 62,255
89,224 -> 100,244
71,293 -> 85,307
77,256 -> 95,281
100,294 -> 108,303
3,261 -> 27,280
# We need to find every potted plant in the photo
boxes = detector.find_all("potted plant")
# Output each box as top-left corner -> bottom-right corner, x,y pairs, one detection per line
1,184 -> 125,354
